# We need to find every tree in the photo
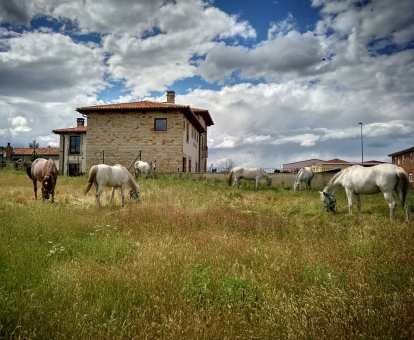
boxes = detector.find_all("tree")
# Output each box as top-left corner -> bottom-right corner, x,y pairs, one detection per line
29,139 -> 39,161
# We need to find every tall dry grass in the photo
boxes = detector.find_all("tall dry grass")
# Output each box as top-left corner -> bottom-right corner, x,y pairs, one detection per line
0,169 -> 413,339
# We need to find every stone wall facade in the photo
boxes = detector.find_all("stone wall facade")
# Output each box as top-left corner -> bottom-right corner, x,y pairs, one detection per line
86,110 -> 194,172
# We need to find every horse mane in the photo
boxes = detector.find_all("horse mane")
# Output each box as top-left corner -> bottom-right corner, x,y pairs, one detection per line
127,170 -> 140,193
325,169 -> 345,192
25,163 -> 33,180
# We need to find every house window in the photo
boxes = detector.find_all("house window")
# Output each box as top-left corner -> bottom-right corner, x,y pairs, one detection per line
182,157 -> 187,172
409,173 -> 413,183
154,118 -> 167,131
186,121 -> 189,143
69,136 -> 81,154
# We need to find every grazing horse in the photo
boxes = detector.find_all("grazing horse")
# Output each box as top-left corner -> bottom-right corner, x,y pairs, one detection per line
293,167 -> 314,192
134,160 -> 156,177
228,166 -> 272,190
26,158 -> 58,202
85,164 -> 140,207
320,164 -> 410,222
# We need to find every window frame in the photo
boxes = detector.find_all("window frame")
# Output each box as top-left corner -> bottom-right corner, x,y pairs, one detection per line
154,118 -> 167,131
69,135 -> 81,155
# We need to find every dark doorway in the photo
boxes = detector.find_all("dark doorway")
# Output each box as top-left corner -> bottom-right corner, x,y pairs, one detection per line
68,163 -> 80,176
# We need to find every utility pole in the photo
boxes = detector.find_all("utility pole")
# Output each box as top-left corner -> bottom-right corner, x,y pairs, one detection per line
358,122 -> 364,165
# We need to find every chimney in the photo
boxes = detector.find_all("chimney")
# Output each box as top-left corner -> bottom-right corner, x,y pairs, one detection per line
77,118 -> 85,127
166,90 -> 175,104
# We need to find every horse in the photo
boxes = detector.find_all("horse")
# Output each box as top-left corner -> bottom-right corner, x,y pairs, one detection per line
319,164 -> 410,222
26,158 -> 58,202
293,166 -> 314,192
85,164 -> 140,207
134,160 -> 156,177
228,166 -> 272,190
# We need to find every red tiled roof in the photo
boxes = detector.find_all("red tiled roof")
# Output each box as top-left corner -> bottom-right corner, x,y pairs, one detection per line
53,126 -> 87,134
76,100 -> 214,131
13,147 -> 59,156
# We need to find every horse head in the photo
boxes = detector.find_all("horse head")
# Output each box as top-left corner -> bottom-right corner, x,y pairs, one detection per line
129,190 -> 140,201
319,191 -> 336,212
42,175 -> 53,199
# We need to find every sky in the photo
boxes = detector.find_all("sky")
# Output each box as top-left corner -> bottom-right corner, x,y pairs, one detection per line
0,0 -> 413,168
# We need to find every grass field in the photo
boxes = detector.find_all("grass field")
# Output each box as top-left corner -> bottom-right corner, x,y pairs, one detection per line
1,169 -> 414,339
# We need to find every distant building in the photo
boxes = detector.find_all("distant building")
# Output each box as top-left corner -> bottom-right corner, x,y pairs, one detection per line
53,118 -> 87,176
388,146 -> 414,187
281,159 -> 324,173
12,146 -> 59,169
283,158 -> 386,173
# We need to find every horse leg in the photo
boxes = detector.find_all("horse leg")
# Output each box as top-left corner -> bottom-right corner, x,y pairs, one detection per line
110,188 -> 116,205
345,188 -> 353,215
95,185 -> 103,208
255,177 -> 259,191
33,180 -> 37,200
120,186 -> 125,207
356,194 -> 361,213
51,188 -> 55,203
383,192 -> 396,221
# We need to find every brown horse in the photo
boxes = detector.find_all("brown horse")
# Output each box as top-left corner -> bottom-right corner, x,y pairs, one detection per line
26,158 -> 58,202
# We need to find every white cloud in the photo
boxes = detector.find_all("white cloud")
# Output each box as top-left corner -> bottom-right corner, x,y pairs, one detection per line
267,13 -> 297,39
199,30 -> 324,82
0,31 -> 105,146
102,0 -> 256,96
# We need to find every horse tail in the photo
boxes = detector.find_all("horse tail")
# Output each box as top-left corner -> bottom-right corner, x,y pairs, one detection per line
228,170 -> 233,186
84,165 -> 97,194
396,169 -> 410,219
25,163 -> 33,180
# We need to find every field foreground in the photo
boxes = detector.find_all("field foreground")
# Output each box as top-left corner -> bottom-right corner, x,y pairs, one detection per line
1,169 -> 414,339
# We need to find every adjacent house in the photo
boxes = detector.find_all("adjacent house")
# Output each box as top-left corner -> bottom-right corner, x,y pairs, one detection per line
53,91 -> 214,174
388,146 -> 414,187
11,146 -> 59,168
53,118 -> 87,176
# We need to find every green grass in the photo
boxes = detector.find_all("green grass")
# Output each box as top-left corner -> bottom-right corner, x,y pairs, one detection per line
0,168 -> 414,339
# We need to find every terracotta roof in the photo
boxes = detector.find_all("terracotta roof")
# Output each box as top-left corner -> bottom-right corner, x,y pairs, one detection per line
76,100 -> 214,132
53,126 -> 87,134
388,146 -> 414,157
13,147 -> 59,156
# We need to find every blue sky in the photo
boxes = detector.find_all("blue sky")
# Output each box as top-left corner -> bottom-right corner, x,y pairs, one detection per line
0,0 -> 413,167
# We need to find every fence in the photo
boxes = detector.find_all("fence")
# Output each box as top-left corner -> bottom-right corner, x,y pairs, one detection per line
167,171 -> 336,190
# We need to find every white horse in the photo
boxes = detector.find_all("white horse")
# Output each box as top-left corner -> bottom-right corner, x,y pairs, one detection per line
134,160 -> 156,177
85,164 -> 140,207
228,166 -> 272,190
320,164 -> 410,222
293,167 -> 314,191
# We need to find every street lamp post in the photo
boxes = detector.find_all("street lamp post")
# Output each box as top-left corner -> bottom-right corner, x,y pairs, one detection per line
358,122 -> 364,165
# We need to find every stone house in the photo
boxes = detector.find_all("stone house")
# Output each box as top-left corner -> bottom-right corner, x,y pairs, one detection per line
53,118 -> 87,175
54,91 -> 213,174
388,146 -> 414,188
